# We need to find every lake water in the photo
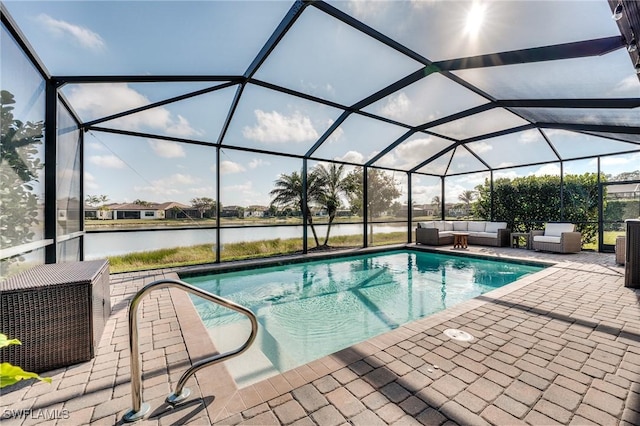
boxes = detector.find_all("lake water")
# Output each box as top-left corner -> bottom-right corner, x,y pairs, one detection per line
84,223 -> 408,259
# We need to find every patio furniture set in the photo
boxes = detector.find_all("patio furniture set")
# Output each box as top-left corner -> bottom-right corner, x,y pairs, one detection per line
416,221 -> 583,254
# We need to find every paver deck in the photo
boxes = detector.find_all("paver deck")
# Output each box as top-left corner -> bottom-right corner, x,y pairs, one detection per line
1,245 -> 638,425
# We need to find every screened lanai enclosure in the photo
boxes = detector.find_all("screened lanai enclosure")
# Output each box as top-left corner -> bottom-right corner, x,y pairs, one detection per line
1,0 -> 639,277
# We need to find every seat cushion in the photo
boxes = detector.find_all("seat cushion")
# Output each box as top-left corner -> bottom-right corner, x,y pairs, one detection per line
544,223 -> 574,237
485,222 -> 507,233
534,235 -> 562,243
453,221 -> 468,231
418,221 -> 435,229
444,221 -> 454,231
439,231 -> 454,237
469,232 -> 497,238
468,221 -> 486,232
434,221 -> 446,231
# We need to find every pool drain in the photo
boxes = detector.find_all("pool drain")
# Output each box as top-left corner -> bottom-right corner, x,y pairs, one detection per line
443,328 -> 474,342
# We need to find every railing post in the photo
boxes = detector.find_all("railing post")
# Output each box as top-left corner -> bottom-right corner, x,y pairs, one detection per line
122,279 -> 258,423
122,288 -> 150,422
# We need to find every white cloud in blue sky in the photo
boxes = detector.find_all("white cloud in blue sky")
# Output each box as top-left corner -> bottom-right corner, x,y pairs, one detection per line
3,0 -> 637,207
88,154 -> 125,169
148,140 -> 186,158
243,110 -> 319,143
36,13 -> 105,50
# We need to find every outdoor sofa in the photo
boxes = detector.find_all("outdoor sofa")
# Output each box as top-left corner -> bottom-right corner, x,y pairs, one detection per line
531,223 -> 581,253
415,220 -> 510,247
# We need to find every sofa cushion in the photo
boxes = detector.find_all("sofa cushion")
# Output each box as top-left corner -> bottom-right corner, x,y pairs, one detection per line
439,231 -> 454,237
544,223 -> 574,237
469,232 -> 497,238
534,235 -> 562,243
434,221 -> 446,231
418,221 -> 435,229
444,221 -> 454,231
468,221 -> 486,232
453,221 -> 468,231
485,222 -> 507,233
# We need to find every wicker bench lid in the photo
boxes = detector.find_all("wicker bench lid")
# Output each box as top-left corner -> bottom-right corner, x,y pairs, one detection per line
1,260 -> 109,291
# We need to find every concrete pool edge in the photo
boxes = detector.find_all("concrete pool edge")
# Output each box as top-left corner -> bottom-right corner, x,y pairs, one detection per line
171,247 -> 561,422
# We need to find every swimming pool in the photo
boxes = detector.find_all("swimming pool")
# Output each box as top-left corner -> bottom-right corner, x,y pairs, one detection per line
183,249 -> 544,387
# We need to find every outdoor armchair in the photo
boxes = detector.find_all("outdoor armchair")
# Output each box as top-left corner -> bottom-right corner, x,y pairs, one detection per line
531,223 -> 582,253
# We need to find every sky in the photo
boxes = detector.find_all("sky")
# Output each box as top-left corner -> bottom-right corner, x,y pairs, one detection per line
3,0 -> 640,208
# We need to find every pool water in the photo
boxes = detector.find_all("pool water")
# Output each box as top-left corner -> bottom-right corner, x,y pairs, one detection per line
184,250 -> 544,387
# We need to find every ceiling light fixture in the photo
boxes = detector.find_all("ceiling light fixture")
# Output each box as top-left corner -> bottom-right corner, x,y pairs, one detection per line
612,1 -> 623,20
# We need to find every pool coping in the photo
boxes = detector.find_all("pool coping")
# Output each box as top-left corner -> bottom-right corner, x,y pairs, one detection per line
171,245 -> 562,422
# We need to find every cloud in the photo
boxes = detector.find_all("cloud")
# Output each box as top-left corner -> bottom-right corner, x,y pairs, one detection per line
154,173 -> 198,186
67,83 -> 201,137
348,0 -> 392,19
188,186 -> 215,195
496,161 -> 515,168
612,75 -> 640,94
132,174 -> 200,197
249,158 -> 269,169
88,154 -> 125,169
394,137 -> 436,162
468,141 -> 492,153
519,129 -> 542,144
148,140 -> 185,158
326,121 -> 344,144
532,164 -> 561,176
36,14 -> 105,50
378,92 -> 411,120
372,152 -> 398,168
220,160 -> 246,174
165,115 -> 200,138
243,110 -> 318,143
132,184 -> 181,196
493,170 -> 519,180
335,150 -> 364,164
601,152 -> 640,166
84,172 -> 99,190
225,181 -> 253,192
87,141 -> 106,151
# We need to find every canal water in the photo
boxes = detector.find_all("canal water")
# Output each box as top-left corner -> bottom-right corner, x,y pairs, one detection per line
84,223 -> 407,259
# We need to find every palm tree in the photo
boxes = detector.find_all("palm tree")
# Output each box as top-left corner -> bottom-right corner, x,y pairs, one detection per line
431,195 -> 441,218
270,170 -> 322,247
458,190 -> 476,216
314,163 -> 350,246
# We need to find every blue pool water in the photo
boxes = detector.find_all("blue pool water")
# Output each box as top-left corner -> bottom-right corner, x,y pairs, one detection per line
184,250 -> 544,386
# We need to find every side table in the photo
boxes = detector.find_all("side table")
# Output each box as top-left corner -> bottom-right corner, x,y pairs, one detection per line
511,232 -> 531,250
453,232 -> 469,249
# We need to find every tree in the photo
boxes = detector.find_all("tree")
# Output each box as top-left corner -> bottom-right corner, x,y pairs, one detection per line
85,194 -> 109,207
431,195 -> 441,218
611,170 -> 640,181
344,167 -> 401,243
314,163 -> 351,246
458,190 -> 476,217
474,173 -> 601,243
1,90 -> 44,273
270,170 -> 323,247
133,199 -> 152,206
190,197 -> 216,218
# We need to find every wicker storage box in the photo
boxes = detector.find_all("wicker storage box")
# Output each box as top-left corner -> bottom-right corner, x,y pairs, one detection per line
0,260 -> 110,373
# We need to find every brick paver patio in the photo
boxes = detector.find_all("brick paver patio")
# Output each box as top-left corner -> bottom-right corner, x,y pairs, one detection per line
1,246 -> 638,425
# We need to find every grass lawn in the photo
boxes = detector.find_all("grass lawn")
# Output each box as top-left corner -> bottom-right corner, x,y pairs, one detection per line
582,231 -> 625,251
107,232 -> 408,273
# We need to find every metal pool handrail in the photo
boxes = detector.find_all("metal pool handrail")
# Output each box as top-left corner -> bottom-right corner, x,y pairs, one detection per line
122,278 -> 258,423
